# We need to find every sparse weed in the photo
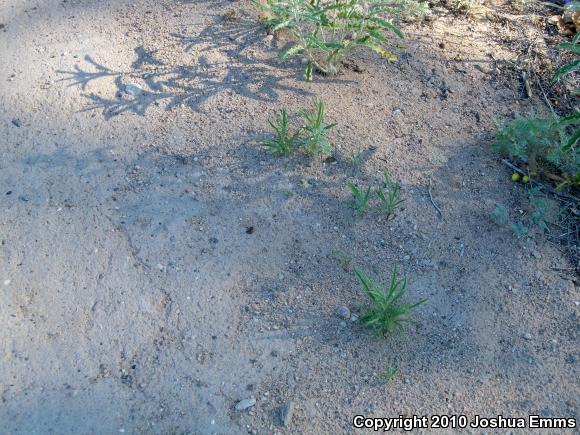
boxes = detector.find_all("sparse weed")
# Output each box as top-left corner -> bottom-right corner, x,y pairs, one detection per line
375,170 -> 404,218
346,170 -> 404,217
348,181 -> 372,214
349,151 -> 364,169
381,365 -> 399,383
355,263 -> 425,337
300,100 -> 336,157
491,204 -> 509,226
254,0 -> 407,80
261,108 -> 301,156
260,100 -> 335,157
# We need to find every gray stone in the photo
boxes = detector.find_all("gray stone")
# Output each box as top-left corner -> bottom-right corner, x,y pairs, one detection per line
335,306 -> 350,319
125,83 -> 143,96
235,397 -> 256,411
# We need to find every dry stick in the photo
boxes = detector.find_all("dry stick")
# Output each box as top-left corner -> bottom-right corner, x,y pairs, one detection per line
501,158 -> 526,175
522,71 -> 532,98
428,177 -> 443,219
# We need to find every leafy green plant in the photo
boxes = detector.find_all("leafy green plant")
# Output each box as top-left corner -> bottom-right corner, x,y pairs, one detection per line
260,108 -> 301,156
494,114 -> 580,189
381,365 -> 399,383
355,263 -> 425,336
300,99 -> 336,156
552,32 -> 580,154
347,181 -> 372,213
375,170 -> 404,218
254,0 -> 406,80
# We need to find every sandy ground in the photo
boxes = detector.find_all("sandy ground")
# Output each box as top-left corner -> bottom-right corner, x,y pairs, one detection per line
0,0 -> 578,433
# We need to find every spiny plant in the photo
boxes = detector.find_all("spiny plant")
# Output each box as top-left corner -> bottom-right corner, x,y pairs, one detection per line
254,0 -> 406,80
375,169 -> 404,218
355,263 -> 425,336
260,108 -> 301,156
300,99 -> 336,156
381,365 -> 399,383
347,181 -> 372,213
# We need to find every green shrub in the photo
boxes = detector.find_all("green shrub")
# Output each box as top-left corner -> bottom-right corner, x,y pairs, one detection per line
494,114 -> 580,189
355,263 -> 425,336
254,0 -> 408,80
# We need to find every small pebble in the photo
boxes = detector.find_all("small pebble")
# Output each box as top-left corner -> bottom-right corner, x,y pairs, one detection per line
125,83 -> 143,96
523,333 -> 533,341
11,118 -> 21,127
235,397 -> 256,411
335,306 -> 350,319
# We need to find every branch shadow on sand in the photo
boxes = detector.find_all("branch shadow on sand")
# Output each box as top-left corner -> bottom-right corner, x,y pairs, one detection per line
57,12 -> 348,119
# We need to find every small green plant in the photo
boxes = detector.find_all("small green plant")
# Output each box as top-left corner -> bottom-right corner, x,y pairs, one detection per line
491,204 -> 509,226
381,365 -> 399,383
347,181 -> 372,213
300,99 -> 336,156
346,170 -> 404,217
355,263 -> 425,336
375,170 -> 404,218
349,151 -> 364,169
254,0 -> 407,80
260,108 -> 301,156
260,100 -> 335,157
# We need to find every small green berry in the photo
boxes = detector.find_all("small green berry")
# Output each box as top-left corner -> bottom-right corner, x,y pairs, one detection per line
512,173 -> 521,182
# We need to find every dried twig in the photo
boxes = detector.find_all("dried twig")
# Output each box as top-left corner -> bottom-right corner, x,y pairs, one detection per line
428,177 -> 443,219
501,158 -> 526,175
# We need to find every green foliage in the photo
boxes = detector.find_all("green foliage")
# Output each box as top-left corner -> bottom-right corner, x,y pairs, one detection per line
491,204 -> 509,226
348,181 -> 372,213
355,263 -> 425,336
260,108 -> 301,156
494,114 -> 580,189
347,170 -> 404,217
300,99 -> 336,156
491,191 -> 557,236
381,365 -> 399,383
552,33 -> 580,154
375,170 -> 404,218
254,0 -> 408,80
260,100 -> 335,157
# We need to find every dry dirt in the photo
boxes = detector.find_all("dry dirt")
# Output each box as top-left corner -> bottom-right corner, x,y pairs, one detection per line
0,0 -> 578,433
